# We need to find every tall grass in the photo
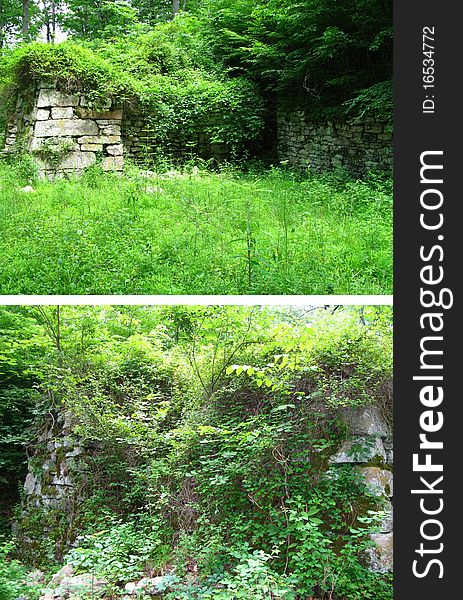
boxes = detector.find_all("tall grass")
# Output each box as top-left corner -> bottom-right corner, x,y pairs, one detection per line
0,161 -> 392,294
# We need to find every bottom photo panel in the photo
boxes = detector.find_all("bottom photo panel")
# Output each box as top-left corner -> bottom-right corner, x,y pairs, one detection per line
1,304 -> 392,600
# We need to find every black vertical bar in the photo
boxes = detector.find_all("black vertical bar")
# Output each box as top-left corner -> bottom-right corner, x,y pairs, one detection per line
395,1 -> 460,597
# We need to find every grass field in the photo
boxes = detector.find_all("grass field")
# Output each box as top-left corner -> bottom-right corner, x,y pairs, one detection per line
0,161 -> 392,295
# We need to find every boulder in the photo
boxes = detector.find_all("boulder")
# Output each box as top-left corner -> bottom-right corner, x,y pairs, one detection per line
24,472 -> 36,494
76,109 -> 122,120
329,436 -> 386,464
57,573 -> 107,597
77,136 -> 119,145
369,532 -> 393,572
26,569 -> 45,585
360,466 -> 393,497
79,144 -> 103,152
51,564 -> 74,586
124,582 -> 137,594
124,576 -> 170,596
58,152 -> 96,170
378,504 -> 393,533
36,109 -> 50,121
51,108 -> 75,120
102,156 -> 124,171
99,125 -> 121,136
106,144 -> 123,156
338,405 -> 389,436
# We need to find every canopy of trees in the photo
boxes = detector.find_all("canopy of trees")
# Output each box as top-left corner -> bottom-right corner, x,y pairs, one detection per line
1,1 -> 392,123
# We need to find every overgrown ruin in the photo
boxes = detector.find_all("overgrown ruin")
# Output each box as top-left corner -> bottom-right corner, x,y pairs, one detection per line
2,79 -> 393,178
17,404 -> 393,574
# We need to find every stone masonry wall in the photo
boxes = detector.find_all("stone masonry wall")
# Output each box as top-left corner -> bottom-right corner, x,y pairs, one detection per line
122,112 -> 228,163
3,85 -> 393,175
330,404 -> 393,573
277,111 -> 393,175
21,412 -> 84,511
2,80 -> 124,177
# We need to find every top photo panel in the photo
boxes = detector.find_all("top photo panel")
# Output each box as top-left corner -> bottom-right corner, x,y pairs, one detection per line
0,0 -> 392,296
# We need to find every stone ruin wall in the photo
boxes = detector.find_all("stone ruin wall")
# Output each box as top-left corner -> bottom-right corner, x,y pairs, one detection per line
122,111 -> 229,164
329,405 -> 393,573
277,111 -> 393,176
2,83 -> 392,176
2,80 -> 124,178
19,404 -> 393,574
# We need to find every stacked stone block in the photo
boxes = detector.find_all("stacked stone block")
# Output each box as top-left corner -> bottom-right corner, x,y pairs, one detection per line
22,412 -> 84,510
122,114 -> 228,163
277,111 -> 393,175
3,83 -> 392,175
3,81 -> 124,177
330,405 -> 393,572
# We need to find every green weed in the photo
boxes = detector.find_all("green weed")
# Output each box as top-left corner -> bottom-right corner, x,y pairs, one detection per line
0,162 -> 392,294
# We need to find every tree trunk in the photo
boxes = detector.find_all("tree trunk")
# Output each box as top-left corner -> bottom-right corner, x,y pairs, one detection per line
51,0 -> 56,43
22,0 -> 30,40
173,0 -> 180,17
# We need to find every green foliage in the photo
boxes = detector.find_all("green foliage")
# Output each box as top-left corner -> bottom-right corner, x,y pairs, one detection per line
5,42 -> 133,102
198,0 -> 392,118
87,14 -> 217,76
343,81 -> 393,121
0,21 -> 265,154
134,73 -> 263,151
0,538 -> 41,600
225,308 -> 392,412
1,306 -> 393,600
0,163 -> 392,294
1,0 -> 392,143
65,517 -> 171,585
0,307 -> 52,531
60,0 -> 142,40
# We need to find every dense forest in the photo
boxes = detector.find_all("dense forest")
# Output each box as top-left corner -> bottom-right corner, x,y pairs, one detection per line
1,306 -> 393,599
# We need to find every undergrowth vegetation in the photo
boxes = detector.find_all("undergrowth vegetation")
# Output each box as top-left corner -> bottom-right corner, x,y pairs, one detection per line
0,161 -> 392,294
0,306 -> 393,600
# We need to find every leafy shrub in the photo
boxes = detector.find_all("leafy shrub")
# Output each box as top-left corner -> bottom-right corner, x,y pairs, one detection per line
8,42 -> 132,103
65,517 -> 171,585
0,538 -> 40,600
343,81 -> 393,121
134,72 -> 264,152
